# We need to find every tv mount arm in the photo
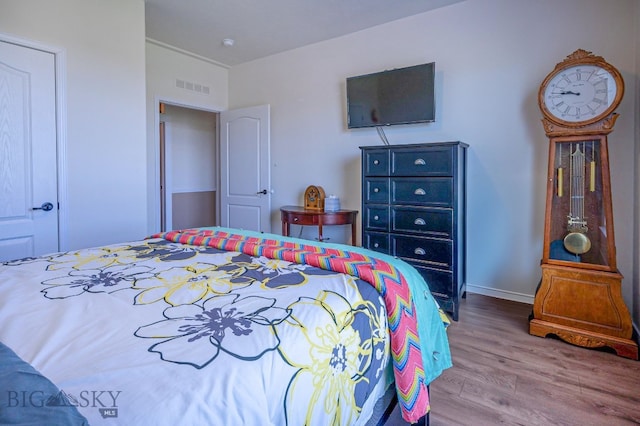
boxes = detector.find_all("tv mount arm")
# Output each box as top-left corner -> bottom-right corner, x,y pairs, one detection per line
376,126 -> 390,145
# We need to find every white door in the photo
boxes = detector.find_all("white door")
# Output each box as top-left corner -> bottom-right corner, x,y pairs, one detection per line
220,105 -> 271,233
0,41 -> 58,262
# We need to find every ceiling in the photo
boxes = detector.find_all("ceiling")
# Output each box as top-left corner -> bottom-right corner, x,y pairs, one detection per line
144,0 -> 464,67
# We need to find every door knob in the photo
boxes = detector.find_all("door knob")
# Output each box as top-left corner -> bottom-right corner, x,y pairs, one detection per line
256,189 -> 268,195
32,202 -> 54,211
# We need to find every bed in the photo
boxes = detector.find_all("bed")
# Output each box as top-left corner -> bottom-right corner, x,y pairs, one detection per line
0,227 -> 451,425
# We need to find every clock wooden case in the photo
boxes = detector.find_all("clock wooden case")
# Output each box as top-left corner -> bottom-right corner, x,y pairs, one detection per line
529,49 -> 637,359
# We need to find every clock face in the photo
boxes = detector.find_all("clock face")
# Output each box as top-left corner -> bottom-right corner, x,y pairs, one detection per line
542,64 -> 619,124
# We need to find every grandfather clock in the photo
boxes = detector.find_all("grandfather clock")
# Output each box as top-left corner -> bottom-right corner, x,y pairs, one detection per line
529,49 -> 638,360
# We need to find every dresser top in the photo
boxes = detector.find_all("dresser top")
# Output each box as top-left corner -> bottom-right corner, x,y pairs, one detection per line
359,141 -> 468,150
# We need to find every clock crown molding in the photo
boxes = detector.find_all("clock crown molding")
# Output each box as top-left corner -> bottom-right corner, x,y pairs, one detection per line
554,48 -> 604,70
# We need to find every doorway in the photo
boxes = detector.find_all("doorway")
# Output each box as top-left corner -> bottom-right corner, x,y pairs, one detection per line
159,103 -> 218,231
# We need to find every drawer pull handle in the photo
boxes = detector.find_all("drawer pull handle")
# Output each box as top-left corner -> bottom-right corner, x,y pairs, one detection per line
414,158 -> 426,165
293,217 -> 299,222
414,188 -> 426,195
373,188 -> 380,193
373,242 -> 380,248
414,218 -> 426,225
373,159 -> 380,165
373,215 -> 379,220
414,248 -> 426,255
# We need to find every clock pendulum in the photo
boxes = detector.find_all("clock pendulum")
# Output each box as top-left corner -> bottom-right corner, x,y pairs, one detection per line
563,141 -> 591,256
529,49 -> 638,359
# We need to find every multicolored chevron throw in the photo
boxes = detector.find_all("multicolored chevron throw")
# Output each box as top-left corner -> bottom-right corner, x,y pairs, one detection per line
152,228 -> 440,423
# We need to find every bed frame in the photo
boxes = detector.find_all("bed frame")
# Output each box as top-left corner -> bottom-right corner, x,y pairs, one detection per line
367,385 -> 430,425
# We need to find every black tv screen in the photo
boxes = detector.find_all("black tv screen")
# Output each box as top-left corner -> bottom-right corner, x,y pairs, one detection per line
346,62 -> 435,128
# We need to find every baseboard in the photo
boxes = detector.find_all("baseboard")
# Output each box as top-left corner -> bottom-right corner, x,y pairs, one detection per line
465,283 -> 534,305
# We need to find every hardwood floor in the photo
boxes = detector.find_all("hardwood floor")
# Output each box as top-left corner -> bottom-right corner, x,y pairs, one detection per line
386,293 -> 640,426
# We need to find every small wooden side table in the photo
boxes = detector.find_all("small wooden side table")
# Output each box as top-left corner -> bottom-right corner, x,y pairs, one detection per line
280,205 -> 358,246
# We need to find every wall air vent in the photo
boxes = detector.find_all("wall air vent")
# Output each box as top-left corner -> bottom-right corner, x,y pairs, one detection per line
175,79 -> 210,95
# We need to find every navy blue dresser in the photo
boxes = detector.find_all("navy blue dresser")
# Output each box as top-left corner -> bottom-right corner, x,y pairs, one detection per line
360,142 -> 468,320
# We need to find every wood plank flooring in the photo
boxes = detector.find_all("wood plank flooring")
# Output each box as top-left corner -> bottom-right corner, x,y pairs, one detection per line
386,293 -> 640,426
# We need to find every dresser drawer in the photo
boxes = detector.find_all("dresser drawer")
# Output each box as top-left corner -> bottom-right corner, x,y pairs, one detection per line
363,205 -> 389,231
391,207 -> 453,237
280,210 -> 319,226
411,264 -> 454,300
391,178 -> 453,207
392,235 -> 452,269
363,178 -> 390,203
363,231 -> 390,254
363,149 -> 389,176
391,146 -> 453,177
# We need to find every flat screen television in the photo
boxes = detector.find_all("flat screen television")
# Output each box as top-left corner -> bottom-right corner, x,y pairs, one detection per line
346,62 -> 435,129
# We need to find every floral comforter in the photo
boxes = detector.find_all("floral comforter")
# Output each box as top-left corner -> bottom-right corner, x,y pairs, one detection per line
0,227 -> 451,425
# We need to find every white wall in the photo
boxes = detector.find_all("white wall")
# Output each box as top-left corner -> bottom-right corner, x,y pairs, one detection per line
228,0 -> 638,316
164,105 -> 217,194
0,0 -> 148,249
145,41 -> 228,233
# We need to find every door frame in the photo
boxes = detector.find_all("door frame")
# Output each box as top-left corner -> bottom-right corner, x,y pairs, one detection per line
152,98 -> 220,233
0,32 -> 69,252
